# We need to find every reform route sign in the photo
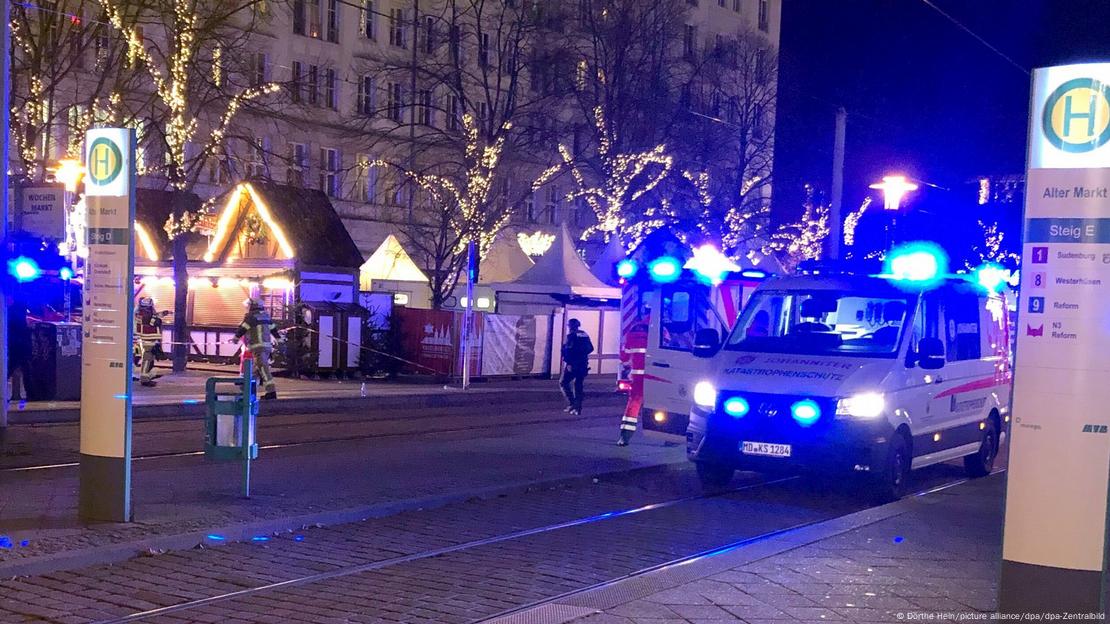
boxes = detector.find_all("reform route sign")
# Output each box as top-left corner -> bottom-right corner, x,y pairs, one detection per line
1001,63 -> 1110,614
79,128 -> 136,522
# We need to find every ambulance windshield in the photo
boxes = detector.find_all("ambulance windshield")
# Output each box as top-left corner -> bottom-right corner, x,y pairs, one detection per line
726,290 -> 913,357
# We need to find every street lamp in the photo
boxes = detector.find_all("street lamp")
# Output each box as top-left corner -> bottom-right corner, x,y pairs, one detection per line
50,158 -> 85,193
869,175 -> 919,211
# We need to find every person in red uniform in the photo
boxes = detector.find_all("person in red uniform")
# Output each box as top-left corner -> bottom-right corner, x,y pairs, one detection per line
617,321 -> 648,446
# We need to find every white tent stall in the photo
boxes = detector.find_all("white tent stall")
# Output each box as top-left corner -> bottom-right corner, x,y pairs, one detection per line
359,234 -> 433,308
492,224 -> 622,375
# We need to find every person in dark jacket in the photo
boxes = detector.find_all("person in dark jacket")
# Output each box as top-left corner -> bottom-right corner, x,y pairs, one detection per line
6,298 -> 31,401
559,318 -> 594,415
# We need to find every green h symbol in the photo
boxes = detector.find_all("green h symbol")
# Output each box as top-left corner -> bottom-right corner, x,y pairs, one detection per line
1063,92 -> 1098,137
94,145 -> 111,175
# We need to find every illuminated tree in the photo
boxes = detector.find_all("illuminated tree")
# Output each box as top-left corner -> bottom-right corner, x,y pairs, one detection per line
532,106 -> 673,244
9,0 -> 146,178
100,0 -> 279,370
372,114 -> 515,308
969,219 -> 1020,270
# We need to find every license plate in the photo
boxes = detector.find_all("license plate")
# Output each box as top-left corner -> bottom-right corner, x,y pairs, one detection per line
741,441 -> 792,458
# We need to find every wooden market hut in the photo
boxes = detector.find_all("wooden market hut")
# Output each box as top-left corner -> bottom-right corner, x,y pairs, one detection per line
133,182 -> 366,370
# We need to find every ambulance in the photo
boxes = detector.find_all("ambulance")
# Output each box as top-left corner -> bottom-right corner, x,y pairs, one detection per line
683,269 -> 1011,501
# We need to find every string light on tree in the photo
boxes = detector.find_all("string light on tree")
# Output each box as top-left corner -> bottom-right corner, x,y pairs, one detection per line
533,106 -> 673,243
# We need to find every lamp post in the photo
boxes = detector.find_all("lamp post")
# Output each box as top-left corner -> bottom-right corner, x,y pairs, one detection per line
50,159 -> 85,321
869,175 -> 919,211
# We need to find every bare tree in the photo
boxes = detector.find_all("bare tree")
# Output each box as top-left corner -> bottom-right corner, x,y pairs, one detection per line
357,0 -> 570,306
100,0 -> 280,369
9,0 -> 149,178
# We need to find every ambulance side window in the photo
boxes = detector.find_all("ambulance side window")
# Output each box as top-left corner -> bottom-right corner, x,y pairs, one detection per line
910,293 -> 943,354
944,291 -> 981,361
660,288 -> 696,351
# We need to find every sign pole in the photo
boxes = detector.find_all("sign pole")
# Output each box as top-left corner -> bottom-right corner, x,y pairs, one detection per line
0,0 -> 10,437
461,239 -> 475,390
1000,63 -> 1110,615
79,128 -> 136,522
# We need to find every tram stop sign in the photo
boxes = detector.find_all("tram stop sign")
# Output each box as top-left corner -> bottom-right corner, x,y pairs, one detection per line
79,128 -> 136,523
1001,63 -> 1110,615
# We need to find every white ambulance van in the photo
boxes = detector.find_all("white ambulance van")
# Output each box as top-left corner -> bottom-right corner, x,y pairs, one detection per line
685,273 -> 1011,501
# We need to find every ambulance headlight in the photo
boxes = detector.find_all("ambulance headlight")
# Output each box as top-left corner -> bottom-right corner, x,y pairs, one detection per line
836,393 -> 886,419
693,381 -> 717,408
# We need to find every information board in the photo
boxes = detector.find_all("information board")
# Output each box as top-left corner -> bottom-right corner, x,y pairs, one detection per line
1001,63 -> 1110,614
79,128 -> 135,522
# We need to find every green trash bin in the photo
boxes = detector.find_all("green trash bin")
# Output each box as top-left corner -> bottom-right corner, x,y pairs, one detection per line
204,360 -> 259,496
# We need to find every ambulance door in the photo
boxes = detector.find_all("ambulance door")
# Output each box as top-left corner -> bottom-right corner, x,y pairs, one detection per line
644,282 -> 722,416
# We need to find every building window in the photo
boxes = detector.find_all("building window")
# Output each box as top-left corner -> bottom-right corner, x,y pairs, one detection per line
423,16 -> 436,53
94,22 -> 110,70
545,186 -> 558,225
683,24 -> 697,60
308,64 -> 319,105
287,142 -> 307,186
387,82 -> 403,122
478,32 -> 490,67
732,0 -> 740,11
355,154 -> 378,202
248,137 -> 270,179
575,59 -> 587,90
306,0 -> 319,37
360,0 -> 375,39
251,52 -> 268,86
326,0 -> 338,42
525,192 -> 535,222
358,76 -> 376,116
758,0 -> 769,32
686,0 -> 697,5
293,0 -> 304,34
446,94 -> 461,131
476,101 -> 488,122
291,61 -> 303,102
417,89 -> 433,126
208,155 -> 232,184
449,24 -> 460,61
717,0 -> 725,6
324,68 -> 337,109
389,8 -> 407,48
319,148 -> 340,197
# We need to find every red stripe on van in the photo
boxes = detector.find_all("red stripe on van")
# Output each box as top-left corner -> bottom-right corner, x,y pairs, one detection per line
933,375 -> 1008,399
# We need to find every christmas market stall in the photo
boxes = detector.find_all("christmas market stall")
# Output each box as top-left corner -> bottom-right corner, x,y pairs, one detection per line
133,182 -> 366,373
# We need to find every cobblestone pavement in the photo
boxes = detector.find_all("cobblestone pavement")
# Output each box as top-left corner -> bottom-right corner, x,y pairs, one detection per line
561,475 -> 1010,624
0,393 -> 642,565
0,459 -> 980,624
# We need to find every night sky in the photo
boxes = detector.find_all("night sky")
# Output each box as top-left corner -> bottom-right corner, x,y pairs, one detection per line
773,0 -> 1110,219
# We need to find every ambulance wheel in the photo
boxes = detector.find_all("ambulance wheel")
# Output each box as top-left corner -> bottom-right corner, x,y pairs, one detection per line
870,434 -> 910,503
696,461 -> 734,489
964,419 -> 998,478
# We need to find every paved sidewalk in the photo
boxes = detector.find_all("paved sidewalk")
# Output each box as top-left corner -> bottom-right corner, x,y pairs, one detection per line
489,475 -> 1048,624
5,372 -> 616,422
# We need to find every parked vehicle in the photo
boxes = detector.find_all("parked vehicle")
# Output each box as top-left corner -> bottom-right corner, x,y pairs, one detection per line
684,272 -> 1011,501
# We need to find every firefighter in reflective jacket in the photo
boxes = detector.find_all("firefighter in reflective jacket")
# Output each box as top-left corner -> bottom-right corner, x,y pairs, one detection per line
134,297 -> 163,387
617,321 -> 648,446
234,298 -> 281,399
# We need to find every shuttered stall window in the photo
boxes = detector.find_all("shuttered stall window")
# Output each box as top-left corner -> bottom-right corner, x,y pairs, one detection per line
193,283 -> 253,327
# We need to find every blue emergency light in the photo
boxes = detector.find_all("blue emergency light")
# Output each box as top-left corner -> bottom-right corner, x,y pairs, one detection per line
972,263 -> 1009,293
59,266 -> 75,281
648,256 -> 682,283
791,399 -> 821,427
8,257 -> 41,283
616,258 -> 638,279
881,242 -> 948,289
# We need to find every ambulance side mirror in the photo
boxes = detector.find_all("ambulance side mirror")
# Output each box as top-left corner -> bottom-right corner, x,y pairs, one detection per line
693,328 -> 721,358
915,337 -> 946,370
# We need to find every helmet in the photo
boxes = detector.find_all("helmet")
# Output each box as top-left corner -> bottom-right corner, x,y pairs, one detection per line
138,296 -> 155,309
244,297 -> 265,311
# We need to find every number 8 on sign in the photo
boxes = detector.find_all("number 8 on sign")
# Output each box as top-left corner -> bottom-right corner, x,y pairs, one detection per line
1030,272 -> 1046,289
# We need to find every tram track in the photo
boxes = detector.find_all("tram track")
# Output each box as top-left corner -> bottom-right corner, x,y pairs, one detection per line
0,407 -> 621,473
82,468 -> 990,624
